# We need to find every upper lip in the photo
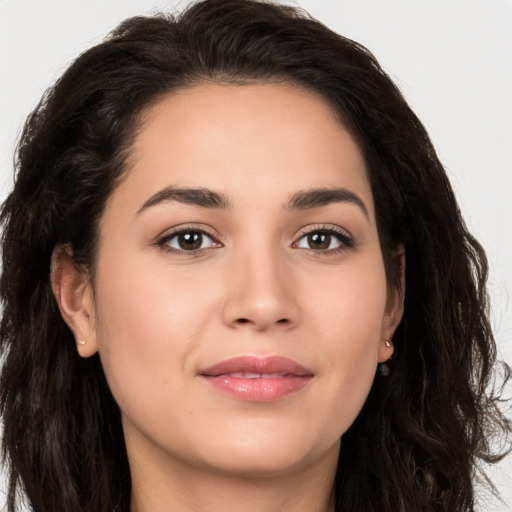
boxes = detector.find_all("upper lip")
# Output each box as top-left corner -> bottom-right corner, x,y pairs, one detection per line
200,356 -> 313,377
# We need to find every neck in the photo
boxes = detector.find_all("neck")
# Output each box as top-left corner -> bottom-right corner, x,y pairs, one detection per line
128,437 -> 338,512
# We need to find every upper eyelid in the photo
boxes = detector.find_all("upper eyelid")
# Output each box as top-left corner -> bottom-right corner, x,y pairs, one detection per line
296,224 -> 353,238
157,224 -> 221,242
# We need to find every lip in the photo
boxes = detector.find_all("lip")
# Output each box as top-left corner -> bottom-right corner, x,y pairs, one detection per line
199,356 -> 314,402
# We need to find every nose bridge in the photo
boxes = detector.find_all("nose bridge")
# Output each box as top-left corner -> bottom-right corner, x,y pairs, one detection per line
222,236 -> 298,330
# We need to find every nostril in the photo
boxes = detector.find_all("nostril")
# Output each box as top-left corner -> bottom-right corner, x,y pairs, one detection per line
235,318 -> 288,325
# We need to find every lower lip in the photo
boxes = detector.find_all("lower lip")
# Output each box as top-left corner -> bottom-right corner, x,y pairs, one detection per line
202,375 -> 312,402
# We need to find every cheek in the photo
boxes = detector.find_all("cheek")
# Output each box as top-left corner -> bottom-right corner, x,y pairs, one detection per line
307,255 -> 388,354
92,253 -> 217,411
304,258 -> 387,431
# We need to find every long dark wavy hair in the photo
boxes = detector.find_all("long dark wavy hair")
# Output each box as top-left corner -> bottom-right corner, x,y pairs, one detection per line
1,1 -> 510,511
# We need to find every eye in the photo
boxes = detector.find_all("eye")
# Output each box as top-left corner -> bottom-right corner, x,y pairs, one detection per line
295,228 -> 354,252
158,229 -> 220,253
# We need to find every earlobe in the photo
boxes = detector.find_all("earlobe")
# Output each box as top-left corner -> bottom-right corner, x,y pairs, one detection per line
50,246 -> 98,358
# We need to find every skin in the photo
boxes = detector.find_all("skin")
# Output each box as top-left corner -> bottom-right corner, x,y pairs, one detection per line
52,82 -> 403,512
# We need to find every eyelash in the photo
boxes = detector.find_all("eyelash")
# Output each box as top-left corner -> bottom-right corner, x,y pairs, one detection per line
156,224 -> 355,256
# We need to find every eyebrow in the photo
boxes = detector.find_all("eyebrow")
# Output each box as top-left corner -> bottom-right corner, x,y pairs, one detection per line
137,185 -> 368,219
286,188 -> 369,218
137,186 -> 231,213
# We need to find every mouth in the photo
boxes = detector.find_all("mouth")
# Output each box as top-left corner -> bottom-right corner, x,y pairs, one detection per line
199,356 -> 314,402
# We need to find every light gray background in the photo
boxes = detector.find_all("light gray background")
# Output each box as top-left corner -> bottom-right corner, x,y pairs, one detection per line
1,0 -> 510,510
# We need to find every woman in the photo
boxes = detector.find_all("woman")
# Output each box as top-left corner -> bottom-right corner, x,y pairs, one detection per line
0,0 -> 510,511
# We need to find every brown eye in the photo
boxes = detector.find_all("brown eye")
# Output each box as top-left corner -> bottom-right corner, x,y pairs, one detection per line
177,232 -> 203,250
295,228 -> 353,252
307,232 -> 331,250
161,230 -> 219,252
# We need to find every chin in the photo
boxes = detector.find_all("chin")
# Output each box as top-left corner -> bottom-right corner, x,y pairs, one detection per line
189,427 -> 338,478
201,449 -> 315,478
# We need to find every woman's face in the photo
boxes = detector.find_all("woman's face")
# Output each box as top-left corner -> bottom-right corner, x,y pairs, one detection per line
68,83 -> 402,478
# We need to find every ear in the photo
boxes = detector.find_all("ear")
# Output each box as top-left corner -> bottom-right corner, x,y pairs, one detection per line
50,246 -> 98,358
378,247 -> 405,363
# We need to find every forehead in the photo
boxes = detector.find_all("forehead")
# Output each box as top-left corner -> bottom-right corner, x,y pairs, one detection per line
117,82 -> 374,216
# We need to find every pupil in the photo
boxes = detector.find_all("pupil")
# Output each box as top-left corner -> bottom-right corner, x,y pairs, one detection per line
178,232 -> 202,250
308,232 -> 330,250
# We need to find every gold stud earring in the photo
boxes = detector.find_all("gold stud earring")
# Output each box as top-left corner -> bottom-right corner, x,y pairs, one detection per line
385,339 -> 392,348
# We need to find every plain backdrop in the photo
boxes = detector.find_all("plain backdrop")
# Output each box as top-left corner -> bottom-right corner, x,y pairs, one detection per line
1,0 -> 511,510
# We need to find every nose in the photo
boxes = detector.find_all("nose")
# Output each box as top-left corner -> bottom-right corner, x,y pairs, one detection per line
222,246 -> 299,331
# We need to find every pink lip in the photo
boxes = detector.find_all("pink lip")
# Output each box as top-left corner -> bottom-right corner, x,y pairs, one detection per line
199,356 -> 314,402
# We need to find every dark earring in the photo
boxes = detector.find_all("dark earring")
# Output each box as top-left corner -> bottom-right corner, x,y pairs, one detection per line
379,362 -> 390,377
